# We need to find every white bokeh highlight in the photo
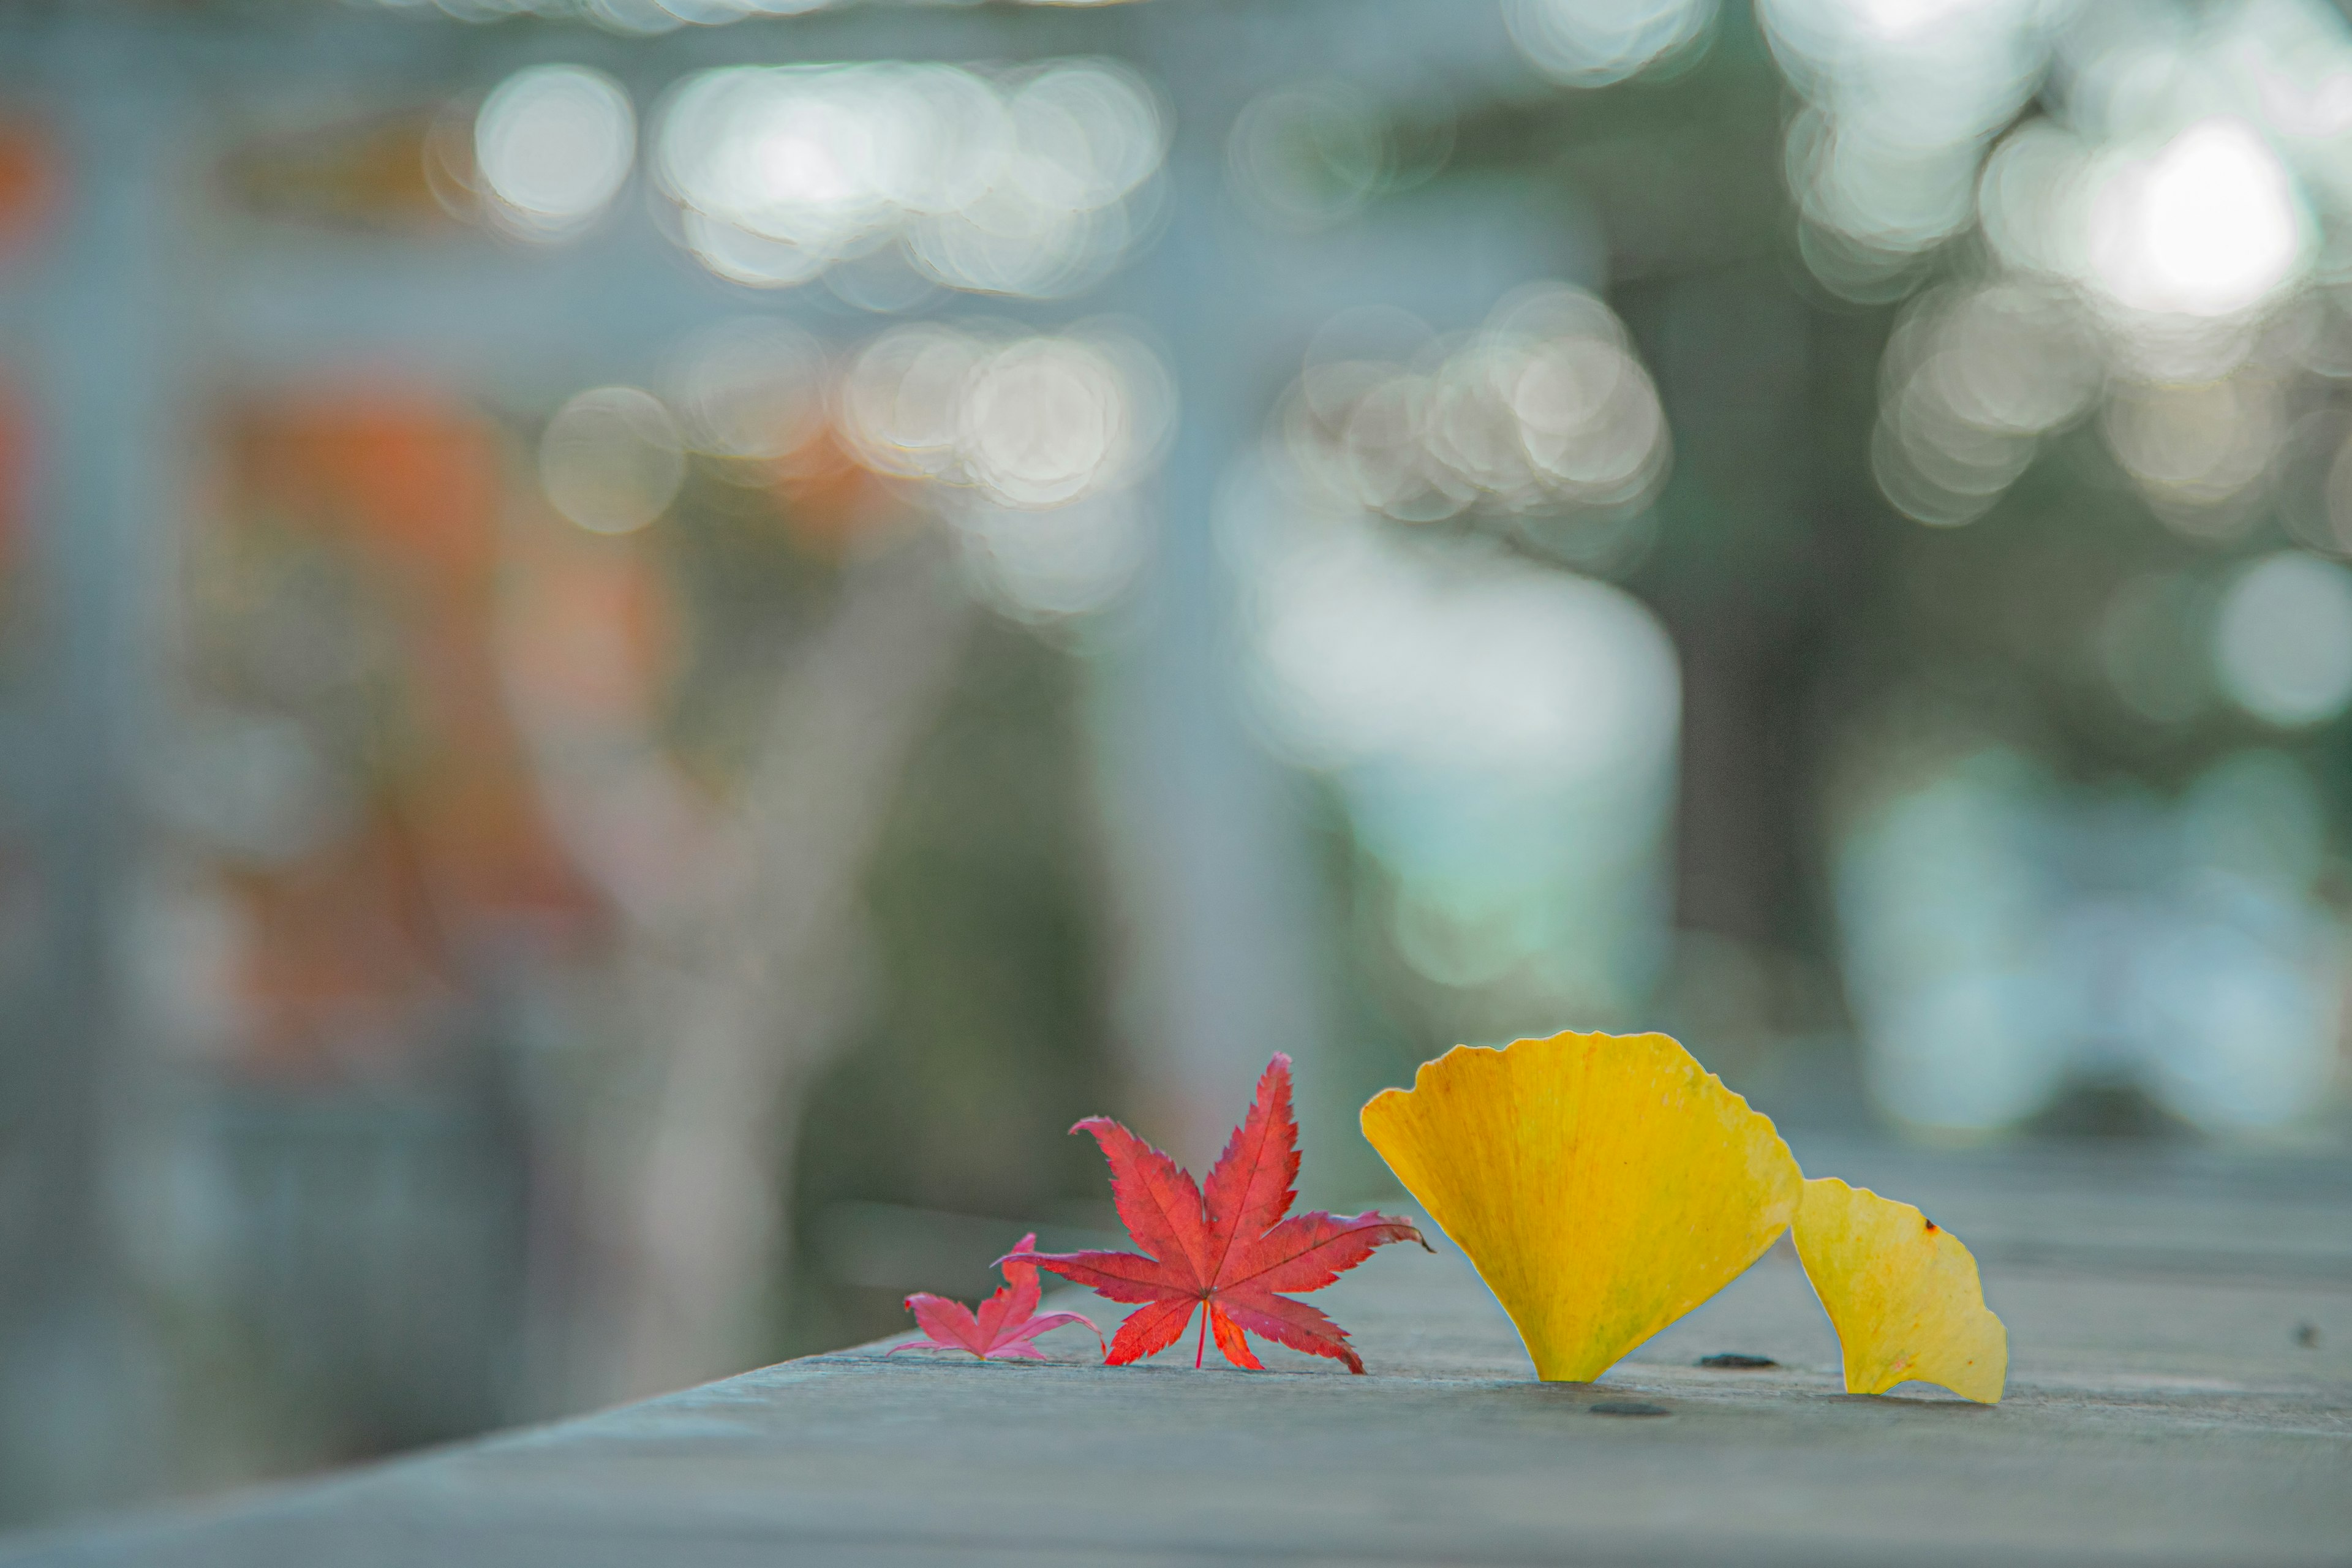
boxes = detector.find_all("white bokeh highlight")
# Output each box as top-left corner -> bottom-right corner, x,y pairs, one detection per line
475,65 -> 637,241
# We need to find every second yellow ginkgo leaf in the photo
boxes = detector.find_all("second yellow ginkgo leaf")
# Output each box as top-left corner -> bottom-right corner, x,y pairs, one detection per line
1360,1030 -> 1803,1382
1792,1176 -> 2007,1403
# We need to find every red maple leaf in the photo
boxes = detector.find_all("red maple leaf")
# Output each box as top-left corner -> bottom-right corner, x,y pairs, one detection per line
1004,1053 -> 1427,1374
887,1232 -> 1106,1361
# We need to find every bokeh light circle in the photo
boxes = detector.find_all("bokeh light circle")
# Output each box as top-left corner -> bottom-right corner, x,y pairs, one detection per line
654,60 -> 1164,297
1506,0 -> 1715,87
2213,551 -> 2352,727
475,65 -> 637,241
2085,118 -> 2309,322
540,386 -> 687,535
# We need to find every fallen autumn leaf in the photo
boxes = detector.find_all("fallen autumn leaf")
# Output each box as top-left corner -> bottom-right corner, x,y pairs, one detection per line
1007,1053 -> 1427,1373
1360,1029 -> 1803,1382
1792,1177 -> 2008,1403
888,1231 -> 1106,1362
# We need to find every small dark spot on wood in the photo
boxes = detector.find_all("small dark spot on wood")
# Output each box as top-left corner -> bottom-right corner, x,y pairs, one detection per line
1697,1352 -> 1778,1370
1590,1400 -> 1670,1417
2294,1322 -> 2321,1349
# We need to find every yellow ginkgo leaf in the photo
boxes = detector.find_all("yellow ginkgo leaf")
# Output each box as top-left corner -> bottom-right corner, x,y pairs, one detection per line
1792,1176 -> 2007,1404
1360,1030 -> 1803,1382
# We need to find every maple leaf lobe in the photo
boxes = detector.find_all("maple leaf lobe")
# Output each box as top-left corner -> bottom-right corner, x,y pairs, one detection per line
889,1232 -> 1105,1362
1006,1054 -> 1424,1374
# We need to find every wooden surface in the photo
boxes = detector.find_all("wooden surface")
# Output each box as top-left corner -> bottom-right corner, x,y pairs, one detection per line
10,1140 -> 2351,1566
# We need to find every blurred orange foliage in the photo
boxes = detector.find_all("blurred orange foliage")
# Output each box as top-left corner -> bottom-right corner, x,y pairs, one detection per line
0,118 -> 57,260
220,393 -> 608,1076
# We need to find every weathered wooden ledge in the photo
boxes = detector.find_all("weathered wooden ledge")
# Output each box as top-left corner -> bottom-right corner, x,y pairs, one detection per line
9,1140 -> 2348,1566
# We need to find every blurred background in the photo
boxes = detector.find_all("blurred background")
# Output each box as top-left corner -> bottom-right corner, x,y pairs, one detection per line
1,0 -> 2350,1529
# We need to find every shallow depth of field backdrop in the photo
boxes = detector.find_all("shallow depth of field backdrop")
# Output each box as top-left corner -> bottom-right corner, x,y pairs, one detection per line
1,0 -> 2349,1529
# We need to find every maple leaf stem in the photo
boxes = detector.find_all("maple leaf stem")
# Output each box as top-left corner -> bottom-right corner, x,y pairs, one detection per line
1194,1304 -> 1207,1369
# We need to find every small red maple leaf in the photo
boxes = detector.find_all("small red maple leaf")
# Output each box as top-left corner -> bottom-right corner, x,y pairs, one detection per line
887,1232 -> 1106,1361
1004,1053 -> 1427,1374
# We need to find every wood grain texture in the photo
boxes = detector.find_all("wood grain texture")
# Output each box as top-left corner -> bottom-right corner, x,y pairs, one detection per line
10,1142 -> 2348,1566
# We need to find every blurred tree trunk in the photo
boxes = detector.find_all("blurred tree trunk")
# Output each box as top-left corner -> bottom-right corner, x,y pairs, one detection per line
608,529 -> 974,1396
504,524 -> 974,1401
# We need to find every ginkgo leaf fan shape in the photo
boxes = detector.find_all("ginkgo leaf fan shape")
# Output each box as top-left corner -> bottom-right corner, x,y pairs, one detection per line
1792,1177 -> 2007,1403
1360,1029 -> 1803,1382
